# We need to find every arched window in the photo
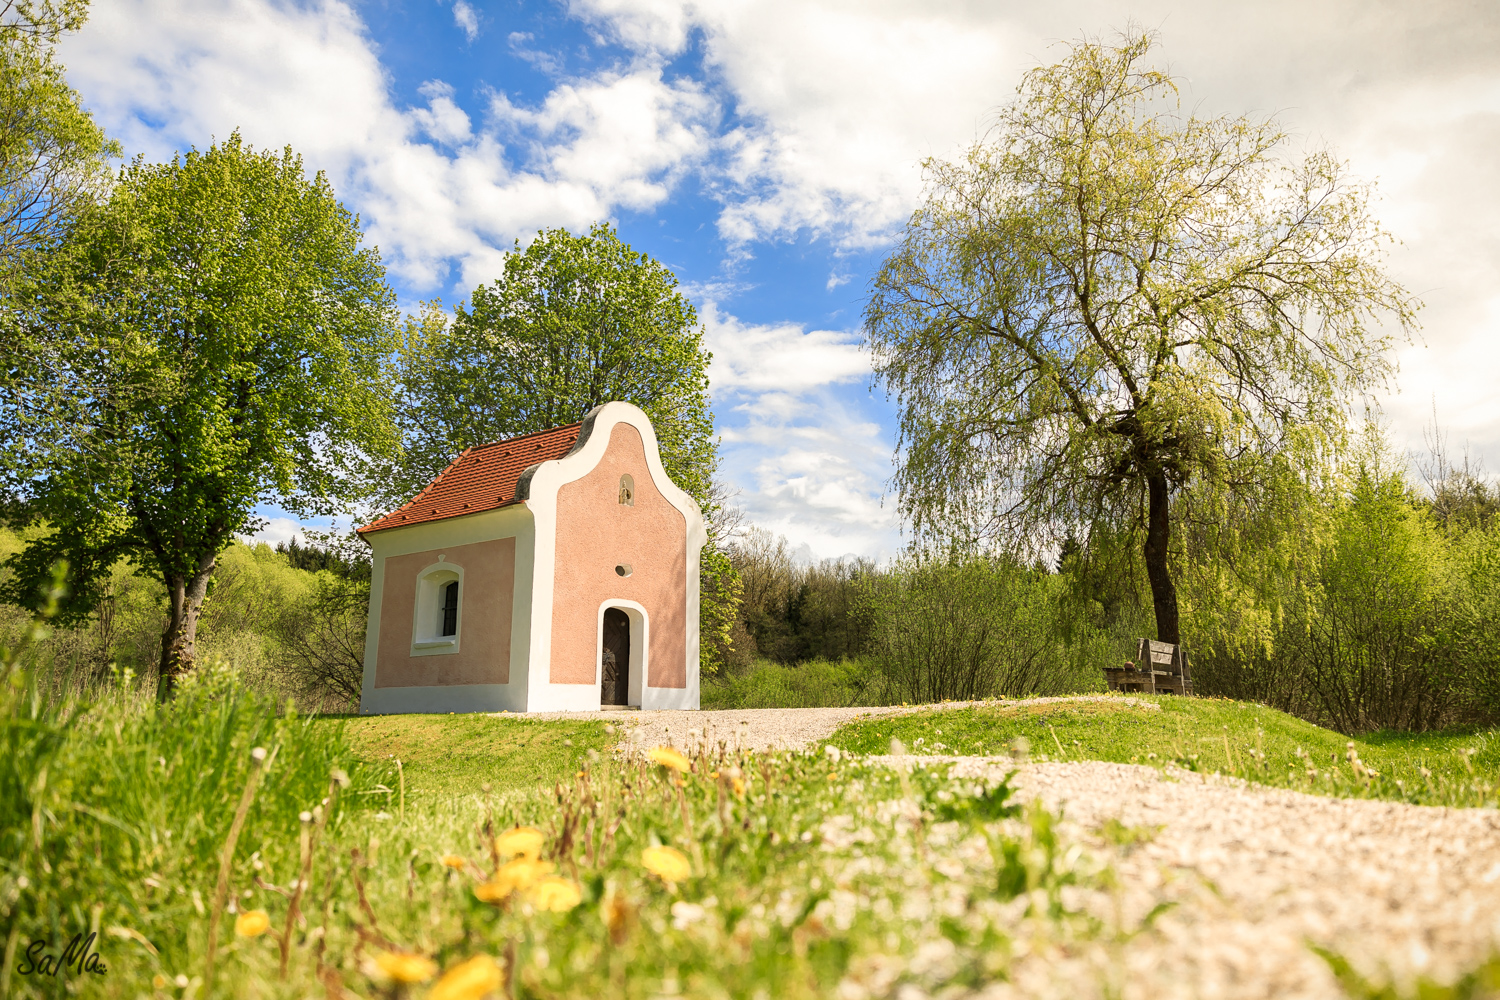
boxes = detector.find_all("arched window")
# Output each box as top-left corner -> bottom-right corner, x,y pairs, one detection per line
441,580 -> 459,636
412,563 -> 462,653
618,474 -> 634,506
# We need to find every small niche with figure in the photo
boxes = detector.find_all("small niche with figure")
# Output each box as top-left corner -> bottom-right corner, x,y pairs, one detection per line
601,607 -> 631,706
618,474 -> 634,506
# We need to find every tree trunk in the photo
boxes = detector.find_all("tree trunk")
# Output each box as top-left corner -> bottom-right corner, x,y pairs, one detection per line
157,556 -> 217,701
1143,471 -> 1181,646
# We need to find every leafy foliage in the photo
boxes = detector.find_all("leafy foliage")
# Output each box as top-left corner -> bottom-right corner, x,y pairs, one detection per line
376,223 -> 715,513
0,0 -> 120,485
859,556 -> 1106,703
1182,429 -> 1500,733
1,134 -> 398,689
864,29 -> 1418,644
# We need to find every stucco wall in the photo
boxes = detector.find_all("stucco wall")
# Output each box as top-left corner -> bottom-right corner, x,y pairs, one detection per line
550,423 -> 688,688
374,536 -> 516,687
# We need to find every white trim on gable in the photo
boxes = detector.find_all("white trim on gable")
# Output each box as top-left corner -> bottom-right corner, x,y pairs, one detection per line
517,402 -> 706,712
358,402 -> 702,715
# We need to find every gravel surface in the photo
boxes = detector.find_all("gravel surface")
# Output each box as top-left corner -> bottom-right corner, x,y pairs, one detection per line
528,694 -> 1157,753
526,699 -> 1500,995
895,757 -> 1500,998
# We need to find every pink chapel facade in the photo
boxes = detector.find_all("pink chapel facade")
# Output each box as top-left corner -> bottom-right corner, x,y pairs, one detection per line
355,402 -> 706,713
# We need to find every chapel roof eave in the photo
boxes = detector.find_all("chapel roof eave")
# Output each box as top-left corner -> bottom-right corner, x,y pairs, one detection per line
356,422 -> 583,536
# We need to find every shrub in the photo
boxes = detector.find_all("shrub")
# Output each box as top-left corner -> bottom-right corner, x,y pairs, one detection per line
701,657 -> 874,709
860,557 -> 1100,703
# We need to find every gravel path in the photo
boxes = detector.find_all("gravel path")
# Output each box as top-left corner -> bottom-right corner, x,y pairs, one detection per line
528,699 -> 1500,995
903,757 -> 1500,998
528,694 -> 1157,753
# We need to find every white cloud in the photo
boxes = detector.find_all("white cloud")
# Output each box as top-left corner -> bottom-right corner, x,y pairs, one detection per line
240,517 -> 307,547
701,302 -> 868,393
717,387 -> 899,561
61,0 -> 717,294
700,302 -> 898,558
573,0 -> 1030,246
452,0 -> 479,42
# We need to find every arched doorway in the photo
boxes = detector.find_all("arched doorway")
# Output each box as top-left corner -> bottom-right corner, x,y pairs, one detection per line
601,607 -> 631,706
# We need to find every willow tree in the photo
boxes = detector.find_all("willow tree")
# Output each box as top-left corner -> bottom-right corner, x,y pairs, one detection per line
864,31 -> 1418,645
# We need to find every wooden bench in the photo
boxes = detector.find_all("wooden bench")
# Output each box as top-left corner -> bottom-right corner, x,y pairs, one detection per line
1103,639 -> 1193,695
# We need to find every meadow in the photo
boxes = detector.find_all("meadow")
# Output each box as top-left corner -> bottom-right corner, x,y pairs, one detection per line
3,662 -> 1111,1000
7,636 -> 1500,998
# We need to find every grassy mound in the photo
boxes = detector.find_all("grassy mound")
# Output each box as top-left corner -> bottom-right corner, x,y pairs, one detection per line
828,695 -> 1500,808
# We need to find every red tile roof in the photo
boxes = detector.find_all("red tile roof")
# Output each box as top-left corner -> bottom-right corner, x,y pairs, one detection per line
358,423 -> 582,535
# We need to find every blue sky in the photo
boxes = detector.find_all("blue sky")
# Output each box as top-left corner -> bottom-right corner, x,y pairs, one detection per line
57,0 -> 1500,560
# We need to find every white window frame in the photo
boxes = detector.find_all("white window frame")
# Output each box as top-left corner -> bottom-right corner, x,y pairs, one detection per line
410,561 -> 464,656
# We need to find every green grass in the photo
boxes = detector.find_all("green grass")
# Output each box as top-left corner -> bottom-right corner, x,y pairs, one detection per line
337,713 -> 619,798
827,695 -> 1500,808
701,657 -> 873,709
11,649 -> 1500,998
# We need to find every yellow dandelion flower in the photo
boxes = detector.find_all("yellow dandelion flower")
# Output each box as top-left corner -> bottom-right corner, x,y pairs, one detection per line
441,854 -> 468,870
473,881 -> 509,904
428,955 -> 503,1000
494,826 -> 546,860
528,876 -> 583,912
153,974 -> 168,989
641,845 -> 691,884
474,857 -> 555,902
234,910 -> 271,937
648,746 -> 691,773
374,951 -> 437,984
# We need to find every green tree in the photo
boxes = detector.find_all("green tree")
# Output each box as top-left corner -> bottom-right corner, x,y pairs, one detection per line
381,222 -> 740,671
864,30 -> 1418,645
382,223 -> 715,508
0,0 -> 113,276
0,0 -> 120,482
2,134 -> 398,696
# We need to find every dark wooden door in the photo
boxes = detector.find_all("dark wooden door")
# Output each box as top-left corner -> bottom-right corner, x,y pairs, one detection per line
601,608 -> 631,705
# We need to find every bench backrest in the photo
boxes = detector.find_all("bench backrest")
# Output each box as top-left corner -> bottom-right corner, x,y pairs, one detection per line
1136,638 -> 1191,680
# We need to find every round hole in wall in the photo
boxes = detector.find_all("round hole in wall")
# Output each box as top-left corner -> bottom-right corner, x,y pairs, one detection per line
615,564 -> 633,577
